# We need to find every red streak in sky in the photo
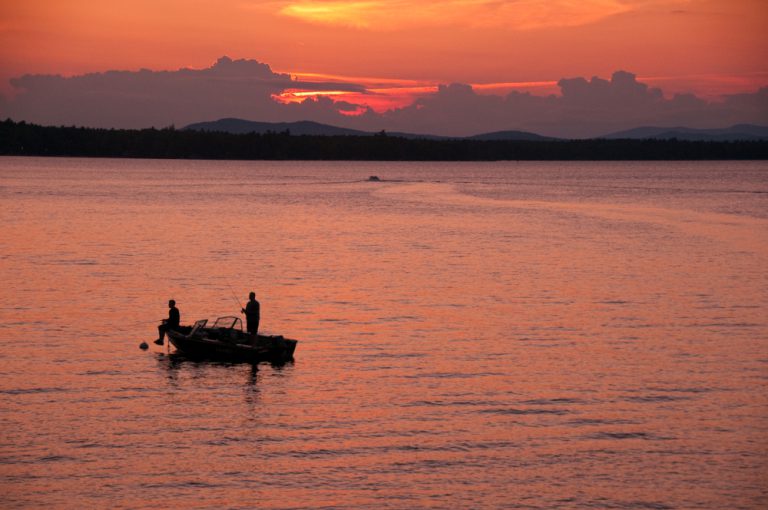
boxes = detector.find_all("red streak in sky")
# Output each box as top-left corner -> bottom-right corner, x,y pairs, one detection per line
273,86 -> 439,113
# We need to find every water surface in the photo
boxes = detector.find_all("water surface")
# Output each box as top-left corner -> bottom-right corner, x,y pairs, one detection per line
1,158 -> 767,509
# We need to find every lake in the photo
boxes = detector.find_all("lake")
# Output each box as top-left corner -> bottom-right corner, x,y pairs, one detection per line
1,157 -> 767,509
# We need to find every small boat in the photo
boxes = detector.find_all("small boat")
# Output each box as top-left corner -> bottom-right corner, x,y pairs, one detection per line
166,316 -> 298,364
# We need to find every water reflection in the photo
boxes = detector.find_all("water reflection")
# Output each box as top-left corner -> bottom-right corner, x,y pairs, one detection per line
2,158 -> 767,509
154,353 -> 296,406
157,353 -> 263,380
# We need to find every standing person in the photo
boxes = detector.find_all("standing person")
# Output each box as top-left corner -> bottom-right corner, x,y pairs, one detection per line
242,292 -> 260,336
155,299 -> 180,345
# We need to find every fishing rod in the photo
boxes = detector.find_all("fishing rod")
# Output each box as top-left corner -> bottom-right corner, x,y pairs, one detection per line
125,318 -> 164,328
226,281 -> 244,311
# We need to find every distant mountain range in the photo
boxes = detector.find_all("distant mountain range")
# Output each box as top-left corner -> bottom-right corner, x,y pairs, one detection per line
5,119 -> 767,160
185,118 -> 367,136
184,118 -> 558,141
466,130 -> 557,141
601,124 -> 768,141
184,118 -> 768,142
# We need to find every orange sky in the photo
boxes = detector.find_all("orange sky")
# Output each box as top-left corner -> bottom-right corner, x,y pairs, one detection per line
1,0 -> 766,107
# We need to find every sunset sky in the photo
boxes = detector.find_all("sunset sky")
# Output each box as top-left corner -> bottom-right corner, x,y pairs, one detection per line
1,0 -> 766,136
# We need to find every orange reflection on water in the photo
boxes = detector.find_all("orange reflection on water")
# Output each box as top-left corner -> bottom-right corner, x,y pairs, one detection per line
1,158 -> 767,509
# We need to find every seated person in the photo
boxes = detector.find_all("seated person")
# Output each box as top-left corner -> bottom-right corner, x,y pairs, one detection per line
155,299 -> 180,345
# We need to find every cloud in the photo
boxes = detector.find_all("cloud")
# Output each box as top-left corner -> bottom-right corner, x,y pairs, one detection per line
558,71 -> 664,109
1,58 -> 766,138
348,71 -> 767,137
1,56 -> 365,128
279,0 -> 630,31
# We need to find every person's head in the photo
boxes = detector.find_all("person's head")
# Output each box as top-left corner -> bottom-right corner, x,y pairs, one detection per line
249,292 -> 255,300
169,299 -> 176,308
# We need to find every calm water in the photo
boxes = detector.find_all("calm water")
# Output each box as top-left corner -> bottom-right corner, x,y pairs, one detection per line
1,157 -> 767,509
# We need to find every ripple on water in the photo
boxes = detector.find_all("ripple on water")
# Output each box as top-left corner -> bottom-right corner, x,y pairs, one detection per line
2,159 -> 767,509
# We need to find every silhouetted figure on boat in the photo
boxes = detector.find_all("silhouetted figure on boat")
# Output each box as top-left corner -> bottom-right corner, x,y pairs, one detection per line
241,292 -> 260,335
155,299 -> 180,345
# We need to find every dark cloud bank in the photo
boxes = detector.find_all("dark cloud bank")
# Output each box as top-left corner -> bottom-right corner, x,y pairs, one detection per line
1,57 -> 766,138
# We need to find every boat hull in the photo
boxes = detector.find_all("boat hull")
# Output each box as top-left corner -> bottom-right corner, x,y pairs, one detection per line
166,328 -> 297,364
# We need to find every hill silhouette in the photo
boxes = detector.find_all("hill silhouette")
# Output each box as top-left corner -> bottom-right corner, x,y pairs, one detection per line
183,118 -> 553,141
467,130 -> 558,141
185,118 -> 369,136
3,119 -> 767,160
602,124 -> 768,141
187,118 -> 768,142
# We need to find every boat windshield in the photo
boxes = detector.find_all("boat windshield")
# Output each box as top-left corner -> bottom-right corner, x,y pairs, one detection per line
212,316 -> 242,330
190,319 -> 208,335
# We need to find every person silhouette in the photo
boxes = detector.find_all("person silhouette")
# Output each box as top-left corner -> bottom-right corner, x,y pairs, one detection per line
241,292 -> 260,336
155,299 -> 180,345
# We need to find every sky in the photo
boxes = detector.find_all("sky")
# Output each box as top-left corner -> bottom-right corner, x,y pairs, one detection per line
0,0 -> 766,137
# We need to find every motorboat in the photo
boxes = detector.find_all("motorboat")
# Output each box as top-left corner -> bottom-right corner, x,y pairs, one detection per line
165,316 -> 297,364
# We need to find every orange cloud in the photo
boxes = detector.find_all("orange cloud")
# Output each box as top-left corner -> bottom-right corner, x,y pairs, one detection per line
280,1 -> 379,28
273,85 -> 440,112
279,0 -> 632,30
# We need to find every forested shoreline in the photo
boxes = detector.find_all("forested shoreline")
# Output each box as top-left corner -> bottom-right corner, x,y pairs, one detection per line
2,119 -> 766,161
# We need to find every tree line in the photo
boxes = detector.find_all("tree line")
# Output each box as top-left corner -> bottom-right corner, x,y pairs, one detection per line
2,119 -> 767,161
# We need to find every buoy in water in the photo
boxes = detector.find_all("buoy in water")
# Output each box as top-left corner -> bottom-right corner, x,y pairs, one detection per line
139,341 -> 149,350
